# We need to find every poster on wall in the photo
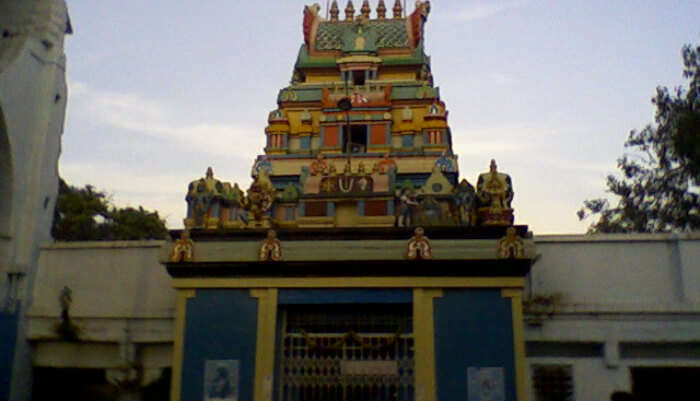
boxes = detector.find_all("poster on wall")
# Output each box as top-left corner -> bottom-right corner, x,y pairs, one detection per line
467,367 -> 505,401
204,359 -> 240,401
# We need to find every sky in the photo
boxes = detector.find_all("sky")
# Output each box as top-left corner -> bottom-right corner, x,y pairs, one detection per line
60,0 -> 700,234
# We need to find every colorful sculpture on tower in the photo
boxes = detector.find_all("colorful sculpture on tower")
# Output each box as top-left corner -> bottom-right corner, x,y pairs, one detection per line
181,1 -> 517,230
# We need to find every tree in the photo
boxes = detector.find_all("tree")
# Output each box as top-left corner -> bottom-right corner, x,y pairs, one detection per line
578,44 -> 700,233
52,178 -> 168,241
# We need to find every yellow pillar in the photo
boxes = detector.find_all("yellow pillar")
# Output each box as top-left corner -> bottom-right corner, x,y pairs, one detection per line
250,289 -> 279,401
413,288 -> 443,401
502,288 -> 527,401
170,289 -> 196,401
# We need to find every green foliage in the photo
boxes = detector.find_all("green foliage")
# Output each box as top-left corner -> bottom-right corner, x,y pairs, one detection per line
579,44 -> 700,233
52,178 -> 168,241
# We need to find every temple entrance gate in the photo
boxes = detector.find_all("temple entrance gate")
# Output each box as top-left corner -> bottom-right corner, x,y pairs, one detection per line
278,304 -> 415,401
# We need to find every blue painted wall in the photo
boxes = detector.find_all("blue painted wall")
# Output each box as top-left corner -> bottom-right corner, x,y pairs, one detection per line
0,312 -> 18,401
434,289 -> 516,401
181,290 -> 258,401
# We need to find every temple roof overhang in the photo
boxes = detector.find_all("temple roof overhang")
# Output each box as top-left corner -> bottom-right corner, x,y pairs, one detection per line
164,225 -> 535,279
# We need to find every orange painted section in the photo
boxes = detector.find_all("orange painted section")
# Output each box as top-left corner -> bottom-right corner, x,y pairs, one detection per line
324,126 -> 339,147
370,125 -> 387,145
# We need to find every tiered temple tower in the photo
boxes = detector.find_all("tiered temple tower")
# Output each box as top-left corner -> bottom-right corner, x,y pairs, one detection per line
166,3 -> 533,401
183,0 -> 514,231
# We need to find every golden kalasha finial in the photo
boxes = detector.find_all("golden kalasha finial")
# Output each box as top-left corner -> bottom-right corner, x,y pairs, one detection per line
392,0 -> 403,18
377,0 -> 387,19
361,0 -> 371,18
330,0 -> 339,22
345,1 -> 355,21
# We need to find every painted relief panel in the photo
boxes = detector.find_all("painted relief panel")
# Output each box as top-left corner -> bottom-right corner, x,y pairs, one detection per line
205,360 -> 240,401
467,367 -> 505,401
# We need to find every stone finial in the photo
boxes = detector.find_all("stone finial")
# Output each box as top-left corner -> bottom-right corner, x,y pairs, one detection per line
377,0 -> 387,19
206,166 -> 214,179
345,1 -> 355,21
361,0 -> 371,18
392,0 -> 403,18
330,0 -> 340,22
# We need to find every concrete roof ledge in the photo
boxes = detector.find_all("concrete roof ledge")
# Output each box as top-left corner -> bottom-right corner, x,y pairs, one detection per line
534,232 -> 700,243
41,240 -> 166,250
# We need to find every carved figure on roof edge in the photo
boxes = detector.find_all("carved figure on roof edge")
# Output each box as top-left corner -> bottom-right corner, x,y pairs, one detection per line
259,230 -> 282,261
245,169 -> 275,227
498,226 -> 525,259
396,183 -> 419,227
453,179 -> 476,226
251,155 -> 272,177
185,167 -> 225,229
476,159 -> 514,226
170,230 -> 194,263
407,227 -> 432,259
184,167 -> 276,230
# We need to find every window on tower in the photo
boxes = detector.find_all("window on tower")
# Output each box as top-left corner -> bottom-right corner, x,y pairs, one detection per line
343,125 -> 367,154
353,70 -> 366,86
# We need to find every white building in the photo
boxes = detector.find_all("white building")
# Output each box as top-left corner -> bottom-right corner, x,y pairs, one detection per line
0,1 -> 71,400
25,233 -> 700,401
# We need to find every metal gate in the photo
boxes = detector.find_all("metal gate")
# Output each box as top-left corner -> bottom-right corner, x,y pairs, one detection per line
278,304 -> 415,401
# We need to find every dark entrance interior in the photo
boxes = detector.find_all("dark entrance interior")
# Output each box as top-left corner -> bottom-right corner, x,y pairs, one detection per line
343,125 -> 367,153
631,367 -> 700,401
32,367 -> 171,401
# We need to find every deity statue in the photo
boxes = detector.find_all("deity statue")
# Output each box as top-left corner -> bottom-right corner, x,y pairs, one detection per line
259,230 -> 282,261
185,167 -> 223,228
453,179 -> 476,226
377,153 -> 396,174
245,169 -> 275,224
476,159 -> 514,226
407,227 -> 432,260
416,196 -> 442,226
310,154 -> 328,176
397,187 -> 419,227
170,230 -> 194,262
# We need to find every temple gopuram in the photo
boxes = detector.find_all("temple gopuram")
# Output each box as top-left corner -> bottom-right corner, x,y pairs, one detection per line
164,2 -> 535,401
